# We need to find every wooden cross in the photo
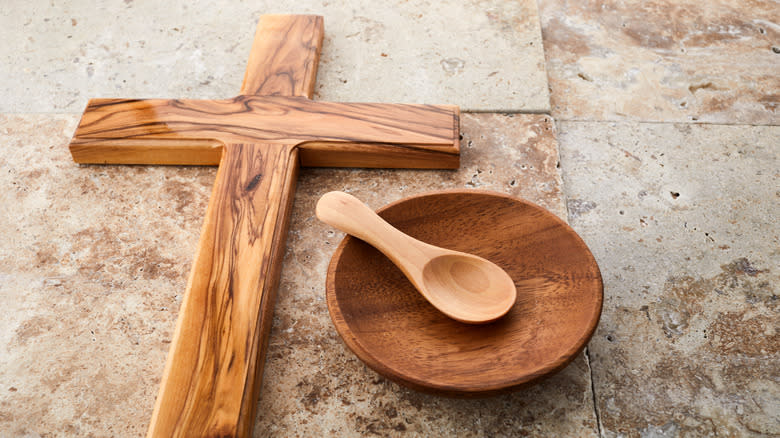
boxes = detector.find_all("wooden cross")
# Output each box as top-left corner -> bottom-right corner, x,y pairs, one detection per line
68,15 -> 459,437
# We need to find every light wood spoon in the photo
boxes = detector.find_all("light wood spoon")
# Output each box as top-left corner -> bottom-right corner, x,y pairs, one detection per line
316,191 -> 517,324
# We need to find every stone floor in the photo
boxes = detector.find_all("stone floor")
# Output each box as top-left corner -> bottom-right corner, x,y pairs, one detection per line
558,121 -> 778,436
0,0 -> 549,112
0,1 -> 778,437
539,0 -> 779,124
540,1 -> 778,435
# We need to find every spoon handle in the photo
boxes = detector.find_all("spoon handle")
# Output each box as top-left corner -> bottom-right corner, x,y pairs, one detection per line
316,191 -> 431,273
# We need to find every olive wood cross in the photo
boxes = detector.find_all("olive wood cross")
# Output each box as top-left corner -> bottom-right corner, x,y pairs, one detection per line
68,15 -> 459,438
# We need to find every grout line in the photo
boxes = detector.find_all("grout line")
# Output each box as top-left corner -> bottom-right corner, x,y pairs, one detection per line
460,109 -> 552,115
585,347 -> 604,437
551,117 -> 780,128
558,149 -> 603,437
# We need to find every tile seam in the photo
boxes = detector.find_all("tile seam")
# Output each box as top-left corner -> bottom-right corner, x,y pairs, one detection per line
585,347 -> 604,437
556,125 -> 601,436
462,109 -> 552,114
551,118 -> 780,128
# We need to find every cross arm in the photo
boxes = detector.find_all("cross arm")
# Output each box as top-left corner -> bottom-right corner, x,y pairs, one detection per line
69,96 -> 459,168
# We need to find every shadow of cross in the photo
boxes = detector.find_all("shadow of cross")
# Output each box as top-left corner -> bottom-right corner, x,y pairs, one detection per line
67,15 -> 459,438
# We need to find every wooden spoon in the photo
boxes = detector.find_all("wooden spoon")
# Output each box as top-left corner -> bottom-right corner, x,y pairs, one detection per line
316,191 -> 517,324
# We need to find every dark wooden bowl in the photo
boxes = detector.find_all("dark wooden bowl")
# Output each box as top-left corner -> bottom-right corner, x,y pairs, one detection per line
325,190 -> 602,396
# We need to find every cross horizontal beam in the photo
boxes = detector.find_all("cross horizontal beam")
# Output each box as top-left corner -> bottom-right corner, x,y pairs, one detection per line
70,96 -> 460,168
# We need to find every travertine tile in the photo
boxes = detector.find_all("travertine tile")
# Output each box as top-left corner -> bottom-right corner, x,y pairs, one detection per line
0,113 -> 597,436
558,121 -> 779,436
0,114 -> 213,436
0,0 -> 549,113
539,0 -> 779,124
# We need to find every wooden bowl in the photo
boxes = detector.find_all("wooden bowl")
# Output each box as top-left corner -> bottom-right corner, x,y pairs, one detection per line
325,190 -> 602,396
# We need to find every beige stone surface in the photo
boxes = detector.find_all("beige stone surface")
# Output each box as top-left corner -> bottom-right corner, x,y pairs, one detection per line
0,113 -> 598,436
0,114 -> 211,436
558,121 -> 779,436
0,0 -> 549,113
539,0 -> 779,124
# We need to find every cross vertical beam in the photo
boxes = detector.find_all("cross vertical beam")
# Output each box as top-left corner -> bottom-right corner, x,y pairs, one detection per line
240,15 -> 323,97
148,15 -> 321,437
148,142 -> 298,437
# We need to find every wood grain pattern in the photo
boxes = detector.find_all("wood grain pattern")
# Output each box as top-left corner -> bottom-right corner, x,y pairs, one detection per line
326,191 -> 602,396
147,144 -> 297,437
240,15 -> 323,97
69,97 -> 459,168
66,14 -> 460,438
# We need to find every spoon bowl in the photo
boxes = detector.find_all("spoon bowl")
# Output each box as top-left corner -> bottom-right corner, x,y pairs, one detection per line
421,253 -> 517,323
316,191 -> 517,324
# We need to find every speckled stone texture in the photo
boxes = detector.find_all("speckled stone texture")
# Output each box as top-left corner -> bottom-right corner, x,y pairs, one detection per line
539,2 -> 780,434
0,115 -> 212,436
558,121 -> 779,436
0,0 -> 549,113
0,113 -> 598,436
538,0 -> 779,124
